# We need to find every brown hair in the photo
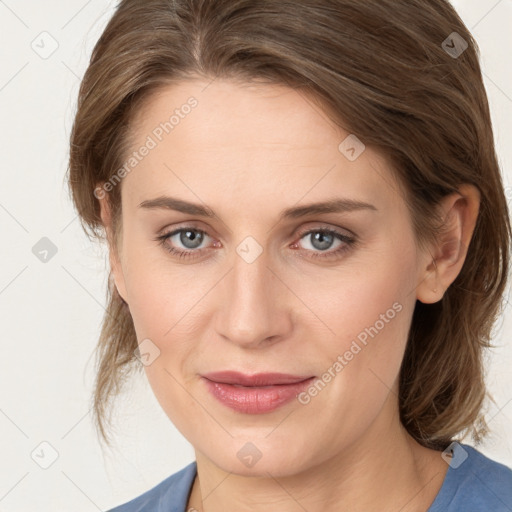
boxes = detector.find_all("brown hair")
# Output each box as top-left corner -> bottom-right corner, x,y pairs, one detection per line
67,0 -> 511,449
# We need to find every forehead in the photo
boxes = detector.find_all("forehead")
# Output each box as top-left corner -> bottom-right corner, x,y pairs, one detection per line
130,78 -> 341,151
121,78 -> 402,214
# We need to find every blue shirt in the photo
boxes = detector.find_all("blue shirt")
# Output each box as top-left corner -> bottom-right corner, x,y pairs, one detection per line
106,444 -> 512,511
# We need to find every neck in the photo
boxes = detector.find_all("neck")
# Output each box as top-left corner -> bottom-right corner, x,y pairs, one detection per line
187,396 -> 448,512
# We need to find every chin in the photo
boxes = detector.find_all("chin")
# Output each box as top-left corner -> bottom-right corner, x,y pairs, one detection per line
197,435 -> 317,478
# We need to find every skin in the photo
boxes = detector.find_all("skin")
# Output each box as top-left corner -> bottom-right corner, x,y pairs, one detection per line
98,78 -> 480,512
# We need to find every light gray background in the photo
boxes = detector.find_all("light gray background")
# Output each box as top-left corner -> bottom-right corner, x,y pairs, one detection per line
0,1 -> 511,510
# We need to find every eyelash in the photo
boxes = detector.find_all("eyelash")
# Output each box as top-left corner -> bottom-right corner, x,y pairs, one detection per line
154,226 -> 357,262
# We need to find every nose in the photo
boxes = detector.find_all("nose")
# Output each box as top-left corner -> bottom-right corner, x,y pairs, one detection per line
214,245 -> 292,349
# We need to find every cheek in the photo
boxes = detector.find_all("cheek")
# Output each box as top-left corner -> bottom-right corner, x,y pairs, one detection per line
289,253 -> 416,445
123,262 -> 206,429
296,241 -> 416,392
122,251 -> 212,402
122,240 -> 207,340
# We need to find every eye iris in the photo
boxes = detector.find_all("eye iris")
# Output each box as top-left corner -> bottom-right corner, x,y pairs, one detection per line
180,230 -> 203,249
311,231 -> 334,251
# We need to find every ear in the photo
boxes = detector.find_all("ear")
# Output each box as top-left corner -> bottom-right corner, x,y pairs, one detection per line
96,186 -> 129,304
416,184 -> 481,304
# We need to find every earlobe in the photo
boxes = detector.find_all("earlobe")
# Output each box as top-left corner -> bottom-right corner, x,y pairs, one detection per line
417,254 -> 443,305
96,187 -> 129,305
416,184 -> 481,304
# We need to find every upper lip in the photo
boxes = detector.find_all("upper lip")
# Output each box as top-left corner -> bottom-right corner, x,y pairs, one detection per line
202,371 -> 314,387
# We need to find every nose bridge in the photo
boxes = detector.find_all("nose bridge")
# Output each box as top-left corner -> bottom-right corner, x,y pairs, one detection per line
215,238 -> 286,347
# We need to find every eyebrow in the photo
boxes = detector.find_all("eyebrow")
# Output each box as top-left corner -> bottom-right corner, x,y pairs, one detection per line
138,196 -> 377,220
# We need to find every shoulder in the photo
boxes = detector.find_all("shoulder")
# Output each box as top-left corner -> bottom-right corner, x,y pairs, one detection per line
106,461 -> 197,512
430,443 -> 512,511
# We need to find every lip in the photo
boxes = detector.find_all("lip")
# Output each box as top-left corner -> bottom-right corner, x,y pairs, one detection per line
203,371 -> 313,386
201,371 -> 315,414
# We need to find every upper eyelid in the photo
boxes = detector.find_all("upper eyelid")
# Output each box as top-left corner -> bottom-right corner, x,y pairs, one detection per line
296,225 -> 354,238
160,222 -> 354,238
159,225 -> 354,248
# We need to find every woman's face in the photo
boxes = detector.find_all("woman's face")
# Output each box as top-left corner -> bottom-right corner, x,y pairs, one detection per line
106,78 -> 433,476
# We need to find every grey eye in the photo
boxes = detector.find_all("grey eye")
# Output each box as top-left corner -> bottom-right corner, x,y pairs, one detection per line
177,229 -> 205,249
300,231 -> 342,252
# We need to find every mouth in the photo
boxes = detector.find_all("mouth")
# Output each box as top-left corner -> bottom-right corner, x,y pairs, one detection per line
201,371 -> 316,414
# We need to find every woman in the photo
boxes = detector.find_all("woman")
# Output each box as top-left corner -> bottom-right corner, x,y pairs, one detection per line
67,0 -> 512,510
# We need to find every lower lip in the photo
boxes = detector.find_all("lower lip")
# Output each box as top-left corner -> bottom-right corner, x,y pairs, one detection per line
202,377 -> 315,414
